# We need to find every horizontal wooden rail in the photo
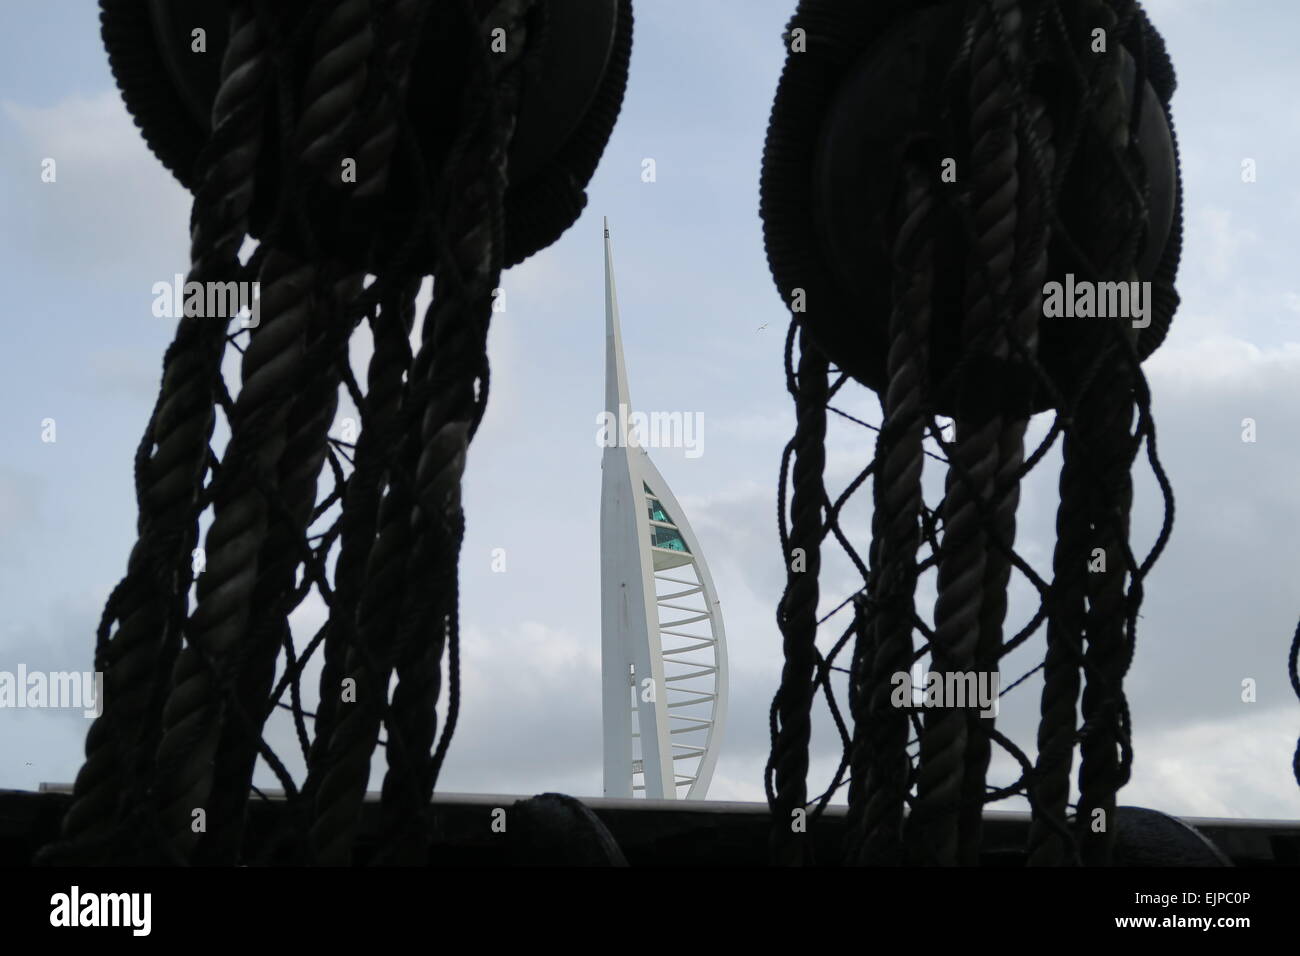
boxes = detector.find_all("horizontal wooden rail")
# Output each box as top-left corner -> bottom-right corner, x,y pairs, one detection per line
4,787 -> 1297,866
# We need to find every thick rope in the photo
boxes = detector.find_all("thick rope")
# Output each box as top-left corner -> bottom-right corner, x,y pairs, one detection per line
955,0 -> 1038,866
299,0 -> 434,818
295,0 -> 374,172
52,2 -> 270,863
197,267 -> 365,864
767,327 -> 828,865
374,0 -> 535,861
909,0 -> 1024,866
1026,409 -> 1090,865
1069,1 -> 1147,866
303,277 -> 418,809
845,164 -> 933,866
193,0 -> 392,864
1075,345 -> 1138,865
151,248 -> 316,861
307,0 -> 537,866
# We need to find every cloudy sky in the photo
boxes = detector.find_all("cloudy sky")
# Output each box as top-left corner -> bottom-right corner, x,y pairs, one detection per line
1,0 -> 1298,824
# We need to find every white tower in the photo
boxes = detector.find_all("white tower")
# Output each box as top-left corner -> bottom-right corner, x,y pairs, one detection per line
599,219 -> 728,800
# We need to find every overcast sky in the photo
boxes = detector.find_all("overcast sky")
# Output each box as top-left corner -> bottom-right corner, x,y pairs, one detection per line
1,0 -> 1298,823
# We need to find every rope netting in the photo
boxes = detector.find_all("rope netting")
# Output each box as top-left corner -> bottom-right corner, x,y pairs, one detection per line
39,0 -> 615,866
763,0 -> 1182,865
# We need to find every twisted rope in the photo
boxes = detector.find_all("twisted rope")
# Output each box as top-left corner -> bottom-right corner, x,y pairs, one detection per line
198,267 -> 365,864
52,2 -> 271,863
767,326 -> 828,865
1026,400 -> 1090,865
1060,0 -> 1147,866
194,0 -> 408,863
956,0 -> 1039,866
909,0 -> 1025,866
307,0 -> 538,866
297,0 -> 435,830
374,0 -> 536,864
845,163 -> 933,866
1074,346 -> 1138,864
152,248 -> 316,860
303,277 -> 418,812
296,0 -> 374,172
352,0 -> 432,204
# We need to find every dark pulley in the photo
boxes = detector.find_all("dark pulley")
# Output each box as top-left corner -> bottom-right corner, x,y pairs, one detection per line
101,0 -> 633,268
1111,807 -> 1233,866
759,0 -> 1183,417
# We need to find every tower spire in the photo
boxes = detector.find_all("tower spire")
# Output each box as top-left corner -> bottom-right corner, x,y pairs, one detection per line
603,218 -> 632,420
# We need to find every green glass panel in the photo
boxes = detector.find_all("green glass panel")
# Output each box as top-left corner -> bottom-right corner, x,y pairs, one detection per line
651,524 -> 689,553
646,497 -> 671,524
